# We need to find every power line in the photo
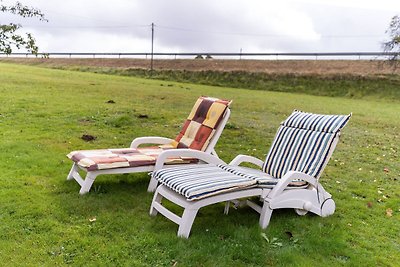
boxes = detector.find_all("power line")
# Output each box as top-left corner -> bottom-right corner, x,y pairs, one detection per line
23,21 -> 385,40
24,25 -> 148,29
41,9 -> 149,28
156,24 -> 385,39
18,7 -> 387,40
44,9 -> 146,26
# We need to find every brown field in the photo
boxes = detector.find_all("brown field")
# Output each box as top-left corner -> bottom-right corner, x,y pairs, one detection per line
0,57 -> 399,76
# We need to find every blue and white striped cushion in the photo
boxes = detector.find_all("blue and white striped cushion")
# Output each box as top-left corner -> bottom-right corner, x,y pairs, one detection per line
263,110 -> 351,178
152,164 -> 257,201
153,163 -> 308,201
282,110 -> 350,133
218,165 -> 308,188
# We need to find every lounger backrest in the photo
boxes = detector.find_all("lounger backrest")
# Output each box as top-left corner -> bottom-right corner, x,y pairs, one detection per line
262,110 -> 351,179
171,96 -> 232,152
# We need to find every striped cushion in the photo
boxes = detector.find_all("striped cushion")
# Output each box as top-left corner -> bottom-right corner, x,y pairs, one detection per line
152,164 -> 307,201
218,165 -> 308,188
282,110 -> 350,133
263,110 -> 351,178
153,164 -> 257,201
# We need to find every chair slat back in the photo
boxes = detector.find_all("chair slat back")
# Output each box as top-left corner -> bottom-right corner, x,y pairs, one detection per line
262,110 -> 351,179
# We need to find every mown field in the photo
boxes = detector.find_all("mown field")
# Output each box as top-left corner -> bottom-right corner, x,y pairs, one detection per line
2,58 -> 400,102
1,57 -> 400,75
0,62 -> 399,266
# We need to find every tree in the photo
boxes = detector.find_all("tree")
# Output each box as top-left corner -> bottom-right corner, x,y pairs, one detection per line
383,15 -> 400,62
0,1 -> 47,54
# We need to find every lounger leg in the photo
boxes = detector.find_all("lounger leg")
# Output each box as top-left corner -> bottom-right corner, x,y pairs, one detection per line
147,176 -> 158,193
177,208 -> 198,238
67,163 -> 78,180
224,201 -> 230,215
79,173 -> 97,195
150,191 -> 163,216
259,201 -> 273,229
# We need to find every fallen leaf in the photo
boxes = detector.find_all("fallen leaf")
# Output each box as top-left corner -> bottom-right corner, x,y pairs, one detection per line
367,202 -> 373,208
386,208 -> 393,217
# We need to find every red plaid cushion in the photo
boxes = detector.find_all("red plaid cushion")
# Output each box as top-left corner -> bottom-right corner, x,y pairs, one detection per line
172,96 -> 232,151
67,147 -> 197,171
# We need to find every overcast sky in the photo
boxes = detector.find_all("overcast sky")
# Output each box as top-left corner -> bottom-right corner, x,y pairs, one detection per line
3,0 -> 400,54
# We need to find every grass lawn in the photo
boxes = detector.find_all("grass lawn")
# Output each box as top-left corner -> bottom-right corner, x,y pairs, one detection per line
0,62 -> 399,266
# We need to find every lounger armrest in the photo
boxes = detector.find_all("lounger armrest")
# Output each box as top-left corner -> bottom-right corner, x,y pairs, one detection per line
130,137 -> 174,148
154,149 -> 226,172
229,154 -> 264,168
266,171 -> 317,199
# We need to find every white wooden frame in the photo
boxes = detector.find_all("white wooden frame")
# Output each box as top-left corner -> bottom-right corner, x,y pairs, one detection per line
67,108 -> 231,194
150,135 -> 340,238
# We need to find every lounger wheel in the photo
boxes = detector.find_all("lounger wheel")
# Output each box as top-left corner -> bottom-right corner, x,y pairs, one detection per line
295,201 -> 312,216
320,198 -> 335,217
294,209 -> 308,216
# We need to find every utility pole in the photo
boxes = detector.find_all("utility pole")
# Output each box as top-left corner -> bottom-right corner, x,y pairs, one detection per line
150,22 -> 154,73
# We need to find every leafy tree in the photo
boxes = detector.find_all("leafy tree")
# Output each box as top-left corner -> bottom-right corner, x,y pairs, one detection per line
0,1 -> 47,54
383,15 -> 400,62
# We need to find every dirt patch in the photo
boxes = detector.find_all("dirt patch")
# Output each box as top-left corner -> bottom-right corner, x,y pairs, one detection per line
1,57 -> 399,76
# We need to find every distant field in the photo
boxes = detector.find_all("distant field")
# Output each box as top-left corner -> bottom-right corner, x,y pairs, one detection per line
1,57 -> 400,75
2,57 -> 400,102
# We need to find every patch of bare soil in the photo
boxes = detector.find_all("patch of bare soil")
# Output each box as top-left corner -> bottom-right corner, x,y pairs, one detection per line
1,57 -> 399,76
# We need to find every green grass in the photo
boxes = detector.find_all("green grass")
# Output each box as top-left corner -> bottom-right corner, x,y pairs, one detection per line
0,62 -> 399,266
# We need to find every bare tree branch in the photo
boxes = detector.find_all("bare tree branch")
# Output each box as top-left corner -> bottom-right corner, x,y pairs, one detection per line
383,15 -> 400,66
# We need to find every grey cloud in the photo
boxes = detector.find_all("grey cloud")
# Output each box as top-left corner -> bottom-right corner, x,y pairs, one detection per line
6,0 -> 399,53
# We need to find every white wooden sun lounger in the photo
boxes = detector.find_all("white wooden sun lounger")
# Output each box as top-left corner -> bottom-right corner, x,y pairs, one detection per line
66,96 -> 232,194
149,110 -> 351,238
